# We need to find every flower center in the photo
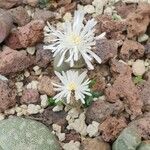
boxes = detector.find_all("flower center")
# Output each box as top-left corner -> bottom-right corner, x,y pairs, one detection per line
69,33 -> 81,45
67,82 -> 77,91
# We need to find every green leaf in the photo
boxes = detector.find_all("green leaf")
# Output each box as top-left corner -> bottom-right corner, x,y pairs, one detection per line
48,97 -> 56,106
89,79 -> 96,88
83,91 -> 103,108
38,0 -> 50,7
48,97 -> 64,106
133,75 -> 144,84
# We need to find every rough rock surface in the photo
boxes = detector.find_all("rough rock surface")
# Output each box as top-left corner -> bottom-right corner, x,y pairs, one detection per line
0,11 -> 13,43
8,6 -> 31,26
85,100 -> 124,124
0,0 -> 22,9
126,3 -> 150,38
110,58 -> 130,78
38,76 -> 56,96
6,20 -> 45,49
0,117 -> 61,150
33,8 -> 56,22
0,47 -> 34,75
95,39 -> 118,63
105,60 -> 143,119
20,89 -> 39,104
115,1 -> 137,19
99,116 -> 127,142
112,123 -> 141,150
80,0 -> 93,4
34,107 -> 67,131
81,138 -> 111,150
88,65 -> 107,92
65,130 -> 81,143
138,76 -> 150,111
36,44 -> 52,67
138,141 -> 150,150
120,39 -> 145,60
96,15 -> 126,40
145,42 -> 150,59
0,80 -> 16,112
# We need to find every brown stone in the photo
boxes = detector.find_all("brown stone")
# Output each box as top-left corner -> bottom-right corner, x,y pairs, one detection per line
105,60 -> 143,119
33,107 -> 67,131
88,65 -> 107,92
8,6 -> 31,26
0,11 -> 13,43
38,76 -> 56,96
137,77 -> 150,111
95,39 -> 118,63
126,3 -> 150,38
33,8 -> 56,22
0,47 -> 34,75
81,138 -> 111,150
120,39 -> 145,60
95,15 -> 126,40
145,42 -> 150,59
99,116 -> 127,142
0,0 -> 22,9
6,20 -> 45,49
110,58 -> 131,78
0,80 -> 16,112
129,117 -> 150,140
115,1 -> 137,19
85,100 -> 124,124
26,0 -> 38,6
20,89 -> 39,104
35,44 -> 52,67
80,0 -> 93,4
65,130 -> 81,143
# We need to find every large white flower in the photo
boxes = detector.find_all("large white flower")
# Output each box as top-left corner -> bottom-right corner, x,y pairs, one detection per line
52,70 -> 91,104
44,10 -> 105,70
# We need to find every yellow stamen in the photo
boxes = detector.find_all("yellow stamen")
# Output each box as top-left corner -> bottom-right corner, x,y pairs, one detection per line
70,33 -> 81,45
67,82 -> 77,91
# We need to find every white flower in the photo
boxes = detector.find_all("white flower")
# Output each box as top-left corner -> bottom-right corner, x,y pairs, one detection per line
52,70 -> 91,104
44,10 -> 105,70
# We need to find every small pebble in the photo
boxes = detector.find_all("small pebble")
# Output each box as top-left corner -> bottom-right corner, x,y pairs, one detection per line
104,7 -> 113,15
26,80 -> 39,89
84,5 -> 95,14
63,140 -> 80,150
52,105 -> 63,112
15,82 -> 23,93
39,108 -> 44,114
132,60 -> 146,76
138,34 -> 149,43
4,108 -> 15,115
40,94 -> 48,108
86,121 -> 99,137
0,113 -> 5,120
0,74 -> 8,81
27,104 -> 40,115
63,12 -> 72,21
56,132 -> 65,142
67,113 -> 87,136
33,66 -> 42,75
52,124 -> 61,133
24,70 -> 30,77
26,47 -> 36,55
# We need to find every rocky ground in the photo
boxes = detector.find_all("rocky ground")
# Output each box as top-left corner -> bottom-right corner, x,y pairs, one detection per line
0,0 -> 150,150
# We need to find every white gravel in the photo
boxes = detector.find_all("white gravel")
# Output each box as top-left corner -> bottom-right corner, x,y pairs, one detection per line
132,60 -> 146,76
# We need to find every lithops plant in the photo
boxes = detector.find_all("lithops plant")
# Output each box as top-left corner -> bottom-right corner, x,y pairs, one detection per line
0,117 -> 61,150
112,127 -> 141,150
137,141 -> 150,150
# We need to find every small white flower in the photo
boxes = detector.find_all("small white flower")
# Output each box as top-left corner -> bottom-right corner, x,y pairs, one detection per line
52,70 -> 91,104
44,10 -> 105,70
